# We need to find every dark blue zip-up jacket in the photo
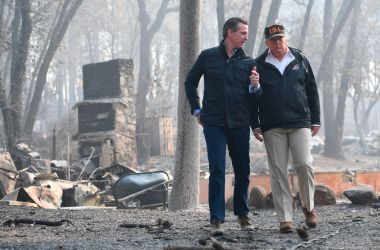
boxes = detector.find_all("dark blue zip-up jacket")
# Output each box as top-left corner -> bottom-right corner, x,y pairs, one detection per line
251,47 -> 320,132
185,41 -> 262,129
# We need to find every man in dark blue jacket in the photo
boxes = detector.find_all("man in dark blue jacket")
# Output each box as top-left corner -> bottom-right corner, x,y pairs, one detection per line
185,17 -> 261,236
251,24 -> 320,233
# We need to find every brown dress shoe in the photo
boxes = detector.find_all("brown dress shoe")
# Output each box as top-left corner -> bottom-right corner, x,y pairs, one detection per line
302,207 -> 318,228
279,221 -> 293,233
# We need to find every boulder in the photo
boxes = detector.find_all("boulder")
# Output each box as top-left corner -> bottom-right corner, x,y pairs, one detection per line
343,185 -> 376,204
249,186 -> 267,208
314,184 -> 336,205
226,196 -> 233,211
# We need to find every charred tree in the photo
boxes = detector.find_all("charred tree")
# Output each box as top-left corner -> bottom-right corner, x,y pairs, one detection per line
245,0 -> 263,56
23,0 -> 83,138
257,0 -> 282,54
298,0 -> 314,51
318,0 -> 357,159
6,0 -> 32,149
135,0 -> 170,129
333,1 -> 361,159
321,0 -> 336,159
216,0 -> 224,42
352,58 -> 380,152
169,0 -> 201,211
316,0 -> 356,86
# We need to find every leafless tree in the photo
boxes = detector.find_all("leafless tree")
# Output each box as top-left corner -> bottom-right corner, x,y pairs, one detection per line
352,58 -> 380,151
298,0 -> 314,51
257,0 -> 282,54
23,0 -> 83,138
332,1 -> 361,159
135,0 -> 171,127
317,0 -> 357,159
0,0 -> 32,150
169,0 -> 201,211
216,0 -> 224,42
245,0 -> 263,56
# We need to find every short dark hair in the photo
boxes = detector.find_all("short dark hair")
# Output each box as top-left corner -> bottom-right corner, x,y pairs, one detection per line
223,17 -> 248,39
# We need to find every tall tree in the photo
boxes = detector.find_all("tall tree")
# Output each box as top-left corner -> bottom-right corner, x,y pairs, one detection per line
321,0 -> 335,159
245,0 -> 263,56
316,0 -> 356,86
298,0 -> 314,51
332,1 -> 361,159
216,0 -> 224,42
352,52 -> 380,152
1,0 -> 32,150
317,0 -> 357,159
135,0 -> 170,126
23,0 -> 83,137
169,0 -> 201,211
257,0 -> 282,54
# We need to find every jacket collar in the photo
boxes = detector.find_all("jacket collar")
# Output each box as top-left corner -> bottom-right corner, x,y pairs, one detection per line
219,40 -> 246,59
257,47 -> 302,63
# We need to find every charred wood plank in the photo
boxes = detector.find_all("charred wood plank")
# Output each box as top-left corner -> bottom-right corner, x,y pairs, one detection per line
3,218 -> 72,227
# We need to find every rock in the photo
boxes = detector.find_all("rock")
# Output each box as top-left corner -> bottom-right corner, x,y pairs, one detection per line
249,186 -> 267,208
343,185 -> 376,204
314,184 -> 336,205
265,192 -> 274,208
226,196 -> 233,211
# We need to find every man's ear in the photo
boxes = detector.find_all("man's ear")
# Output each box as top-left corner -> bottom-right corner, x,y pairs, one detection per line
227,29 -> 232,37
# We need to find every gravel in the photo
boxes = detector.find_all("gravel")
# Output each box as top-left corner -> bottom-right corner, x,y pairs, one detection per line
0,203 -> 379,249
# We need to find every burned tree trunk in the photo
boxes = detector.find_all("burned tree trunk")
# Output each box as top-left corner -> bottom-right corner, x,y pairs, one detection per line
319,0 -> 356,159
7,0 -> 32,148
333,1 -> 361,159
257,0 -> 282,54
321,0 -> 336,159
135,0 -> 169,126
245,0 -> 263,56
216,0 -> 224,42
169,0 -> 201,210
298,0 -> 314,51
23,0 -> 83,138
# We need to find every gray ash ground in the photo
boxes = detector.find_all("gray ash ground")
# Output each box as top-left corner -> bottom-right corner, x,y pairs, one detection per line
0,204 -> 379,249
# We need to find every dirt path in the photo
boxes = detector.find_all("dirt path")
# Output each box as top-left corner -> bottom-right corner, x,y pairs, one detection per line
0,204 -> 379,249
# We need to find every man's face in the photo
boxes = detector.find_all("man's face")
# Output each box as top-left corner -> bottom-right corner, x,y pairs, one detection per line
228,23 -> 248,49
265,36 -> 288,56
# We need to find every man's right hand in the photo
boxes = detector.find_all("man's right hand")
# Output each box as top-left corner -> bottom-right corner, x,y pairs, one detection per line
253,128 -> 263,142
250,66 -> 260,88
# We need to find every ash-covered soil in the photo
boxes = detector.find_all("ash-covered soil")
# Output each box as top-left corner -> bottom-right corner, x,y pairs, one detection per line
0,204 -> 379,249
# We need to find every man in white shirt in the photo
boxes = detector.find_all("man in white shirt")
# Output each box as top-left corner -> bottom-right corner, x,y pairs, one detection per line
251,24 -> 320,233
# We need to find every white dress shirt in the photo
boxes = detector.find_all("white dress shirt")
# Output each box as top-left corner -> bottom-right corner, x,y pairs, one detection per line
265,50 -> 295,75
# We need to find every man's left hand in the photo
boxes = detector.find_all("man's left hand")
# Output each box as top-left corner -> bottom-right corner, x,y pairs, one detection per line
311,126 -> 320,137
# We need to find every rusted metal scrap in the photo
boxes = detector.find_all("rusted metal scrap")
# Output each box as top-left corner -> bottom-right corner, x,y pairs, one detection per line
0,152 -> 18,198
1,183 -> 63,209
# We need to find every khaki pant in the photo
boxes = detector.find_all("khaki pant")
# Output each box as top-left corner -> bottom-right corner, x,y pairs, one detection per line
263,128 -> 315,223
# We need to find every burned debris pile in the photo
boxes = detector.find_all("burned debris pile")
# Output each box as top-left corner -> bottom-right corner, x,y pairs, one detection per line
0,59 -> 172,210
0,142 -> 164,209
